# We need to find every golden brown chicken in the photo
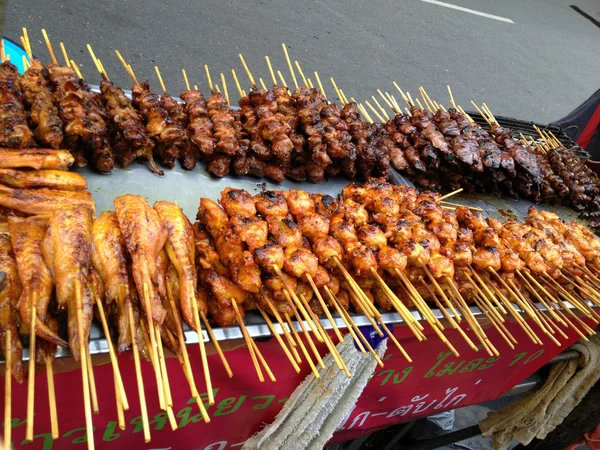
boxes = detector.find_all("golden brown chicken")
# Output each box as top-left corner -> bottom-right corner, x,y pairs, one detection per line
154,201 -> 206,332
230,216 -> 269,252
0,184 -> 95,216
266,216 -> 303,249
0,148 -> 74,170
204,270 -> 251,326
114,194 -> 168,325
41,208 -> 94,361
193,223 -> 228,276
296,213 -> 330,242
8,216 -> 67,347
0,169 -> 87,191
254,241 -> 285,273
0,231 -> 25,382
285,189 -> 315,216
254,190 -> 289,218
219,187 -> 257,218
197,198 -> 229,239
91,212 -> 135,352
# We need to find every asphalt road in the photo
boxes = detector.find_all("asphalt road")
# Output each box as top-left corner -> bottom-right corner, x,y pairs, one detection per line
6,0 -> 600,123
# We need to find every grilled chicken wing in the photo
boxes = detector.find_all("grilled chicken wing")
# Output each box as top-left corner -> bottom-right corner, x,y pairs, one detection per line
0,231 -> 25,382
41,208 -> 94,361
114,195 -> 168,325
0,169 -> 87,191
91,212 -> 135,351
0,184 -> 95,216
154,201 -> 206,332
0,148 -> 74,170
8,216 -> 67,347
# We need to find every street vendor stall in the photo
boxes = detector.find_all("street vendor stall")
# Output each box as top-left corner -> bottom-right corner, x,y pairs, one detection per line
1,29 -> 600,450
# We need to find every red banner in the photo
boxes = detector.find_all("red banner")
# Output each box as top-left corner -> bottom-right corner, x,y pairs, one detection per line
1,314 -> 593,449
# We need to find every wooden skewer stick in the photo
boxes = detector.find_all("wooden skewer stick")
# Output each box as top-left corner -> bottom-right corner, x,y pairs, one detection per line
189,286 -> 214,405
74,279 -> 95,450
314,72 -> 327,99
396,272 -> 440,328
277,70 -> 288,88
154,66 -> 168,95
473,295 -> 514,350
259,308 -> 301,372
284,313 -> 320,377
281,43 -> 299,90
325,287 -> 384,367
369,268 -> 425,340
59,42 -> 70,67
273,265 -> 323,341
95,296 -> 129,410
322,286 -> 365,353
25,304 -> 37,441
470,101 -> 492,126
22,28 -> 33,60
220,72 -> 230,106
239,54 -> 256,87
182,69 -> 191,91
422,268 -> 461,321
231,69 -> 244,98
444,276 -> 497,356
372,96 -> 390,121
301,294 -> 350,377
263,297 -> 300,359
86,348 -> 99,414
86,44 -> 102,75
378,89 -> 397,113
421,87 -> 438,113
517,271 -> 565,325
142,283 -> 166,410
339,89 -> 350,105
231,300 -> 264,382
439,201 -> 483,211
544,275 -> 599,322
346,288 -> 412,362
248,331 -> 276,382
200,311 -> 233,378
306,274 -> 344,343
364,100 -> 384,123
447,85 -> 457,108
259,78 -> 267,90
294,61 -> 308,87
415,98 -> 425,112
154,324 -> 175,411
482,103 -> 497,124
69,59 -> 83,80
417,283 -> 461,356
282,290 -> 325,368
522,292 -> 566,342
418,87 -> 433,113
330,77 -> 344,105
468,268 -> 507,315
114,371 -> 125,430
4,330 -> 12,450
265,56 -> 277,86
332,258 -> 383,336
41,29 -> 57,65
46,355 -> 59,438
114,50 -> 138,84
204,64 -> 214,92
489,283 -> 542,345
393,82 -> 411,106
306,78 -> 314,89
126,300 -> 151,442
436,188 -> 464,202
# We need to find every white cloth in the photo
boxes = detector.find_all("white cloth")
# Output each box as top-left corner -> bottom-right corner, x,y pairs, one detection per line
243,335 -> 387,450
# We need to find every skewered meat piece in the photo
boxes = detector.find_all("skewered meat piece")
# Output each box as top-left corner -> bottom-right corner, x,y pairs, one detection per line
0,184 -> 95,216
91,212 -> 135,351
101,80 -> 162,174
0,168 -> 86,191
206,92 -> 239,157
155,201 -> 206,332
220,187 -> 257,218
0,148 -> 74,170
41,208 -> 94,361
114,194 -> 168,324
0,61 -> 36,149
132,81 -> 185,169
8,216 -> 66,347
181,89 -> 214,156
160,94 -> 199,170
204,270 -> 251,326
19,59 -> 63,149
254,190 -> 289,218
0,230 -> 25,383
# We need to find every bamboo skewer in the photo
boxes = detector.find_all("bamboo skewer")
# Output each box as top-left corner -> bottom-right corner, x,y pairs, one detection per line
74,279 -> 94,450
95,295 -> 129,410
231,300 -> 264,381
114,372 -> 125,430
4,330 -> 11,450
322,286 -> 365,354
436,188 -> 464,202
25,304 -> 37,441
248,332 -> 276,382
306,274 -> 344,343
46,355 -> 59,438
416,283 -> 461,356
396,270 -> 441,328
189,285 -> 214,404
284,313 -> 319,377
22,28 -> 32,60
468,268 -> 507,315
473,295 -> 515,349
264,297 -> 301,363
423,268 -> 461,321
273,265 -> 323,341
141,283 -> 166,411
126,300 -> 151,442
281,43 -> 298,90
41,29 -> 58,65
325,287 -> 384,367
282,290 -> 325,369
86,348 -> 99,414
544,275 -> 600,322
314,72 -> 327,99
490,283 -> 542,345
330,78 -> 344,104
258,307 -> 301,373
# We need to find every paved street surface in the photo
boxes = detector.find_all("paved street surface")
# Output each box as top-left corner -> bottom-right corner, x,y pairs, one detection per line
6,0 -> 600,123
